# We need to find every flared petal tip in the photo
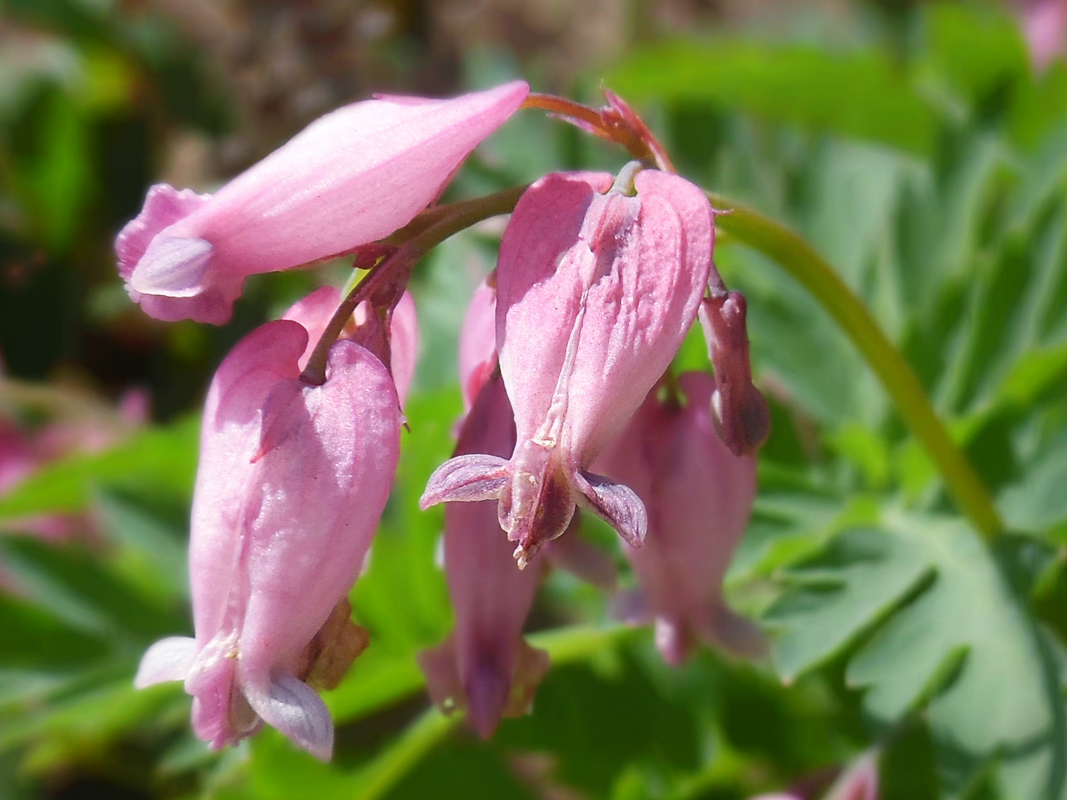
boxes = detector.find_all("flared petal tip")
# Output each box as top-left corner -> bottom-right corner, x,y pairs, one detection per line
466,662 -> 511,739
419,453 -> 510,510
129,236 -> 214,298
246,673 -> 335,762
134,636 -> 197,689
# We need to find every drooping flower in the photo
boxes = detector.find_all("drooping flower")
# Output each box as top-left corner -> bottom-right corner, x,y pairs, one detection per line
421,166 -> 715,565
596,371 -> 764,665
418,373 -> 549,738
134,305 -> 402,760
116,81 -> 529,324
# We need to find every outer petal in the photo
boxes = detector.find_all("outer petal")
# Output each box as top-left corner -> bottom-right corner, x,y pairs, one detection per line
497,169 -> 714,462
458,281 -> 499,410
119,81 -> 529,324
187,320 -> 307,644
237,340 -> 401,684
489,168 -> 714,559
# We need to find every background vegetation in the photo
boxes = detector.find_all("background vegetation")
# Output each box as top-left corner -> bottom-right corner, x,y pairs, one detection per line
2,1 -> 1067,798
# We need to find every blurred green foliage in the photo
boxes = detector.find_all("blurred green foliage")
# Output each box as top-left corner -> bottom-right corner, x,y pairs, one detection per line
2,1 -> 1067,799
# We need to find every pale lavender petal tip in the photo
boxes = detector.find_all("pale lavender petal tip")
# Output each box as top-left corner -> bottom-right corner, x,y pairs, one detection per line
129,236 -> 214,298
246,674 -> 334,762
574,470 -> 647,548
419,453 -> 510,509
115,183 -> 211,281
134,636 -> 198,688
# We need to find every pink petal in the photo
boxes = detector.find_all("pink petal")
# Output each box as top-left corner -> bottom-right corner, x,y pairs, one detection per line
118,81 -> 529,324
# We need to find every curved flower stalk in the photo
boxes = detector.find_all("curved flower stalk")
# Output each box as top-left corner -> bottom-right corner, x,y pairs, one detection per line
134,303 -> 403,760
597,371 -> 764,665
421,166 -> 715,566
283,285 -> 419,407
115,81 -> 529,324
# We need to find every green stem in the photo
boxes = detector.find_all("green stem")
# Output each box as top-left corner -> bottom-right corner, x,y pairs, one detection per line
353,708 -> 459,800
709,195 -> 1004,541
349,625 -> 638,800
300,185 -> 528,386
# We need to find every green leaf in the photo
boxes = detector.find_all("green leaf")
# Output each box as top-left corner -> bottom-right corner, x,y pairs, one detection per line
494,650 -> 702,795
767,514 -> 1066,798
608,40 -> 937,155
353,388 -> 458,652
0,537 -> 184,642
0,594 -> 108,670
923,3 -> 1029,112
764,527 -> 932,681
998,427 -> 1067,535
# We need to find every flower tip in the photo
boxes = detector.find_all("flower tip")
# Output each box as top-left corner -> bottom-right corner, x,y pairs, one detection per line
712,385 -> 771,457
129,236 -> 214,298
134,636 -> 197,688
465,661 -> 510,739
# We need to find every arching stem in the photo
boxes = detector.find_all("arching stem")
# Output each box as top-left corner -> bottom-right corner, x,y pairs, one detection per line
300,185 -> 528,386
709,195 -> 1004,541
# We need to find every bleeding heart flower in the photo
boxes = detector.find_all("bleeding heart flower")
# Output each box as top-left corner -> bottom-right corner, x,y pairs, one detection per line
596,371 -> 764,665
418,373 -> 549,738
421,165 -> 714,566
116,82 -> 528,324
134,303 -> 402,760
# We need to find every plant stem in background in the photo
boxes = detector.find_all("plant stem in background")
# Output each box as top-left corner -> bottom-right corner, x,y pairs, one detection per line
709,195 -> 1005,542
351,625 -> 638,800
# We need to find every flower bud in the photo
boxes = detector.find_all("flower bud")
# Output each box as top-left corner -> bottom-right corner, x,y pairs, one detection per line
116,82 -> 529,324
134,310 -> 402,760
421,167 -> 714,565
597,371 -> 764,665
699,291 -> 770,456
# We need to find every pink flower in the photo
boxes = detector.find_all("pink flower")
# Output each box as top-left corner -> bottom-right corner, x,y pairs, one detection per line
418,374 -> 549,738
421,167 -> 715,565
1015,0 -> 1067,71
822,754 -> 878,800
134,307 -> 402,760
596,372 -> 764,665
457,280 -> 499,411
116,81 -> 529,324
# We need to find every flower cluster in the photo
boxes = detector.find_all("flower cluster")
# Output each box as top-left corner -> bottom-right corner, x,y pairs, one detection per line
125,80 -> 769,759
